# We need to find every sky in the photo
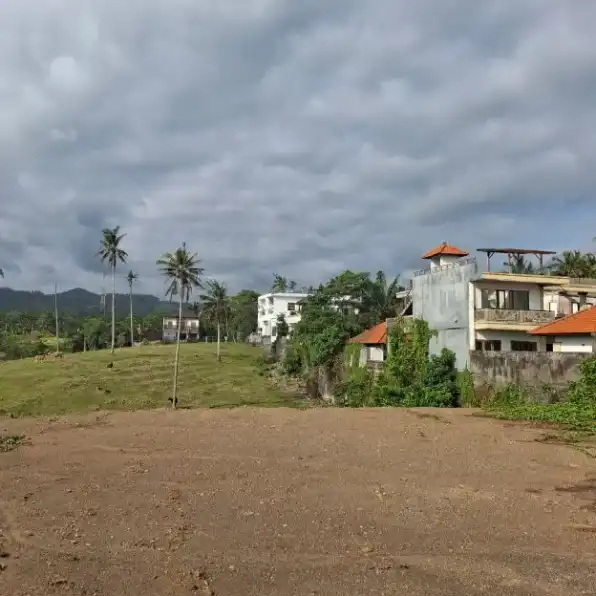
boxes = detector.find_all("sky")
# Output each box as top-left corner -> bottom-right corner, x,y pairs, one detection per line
1,0 -> 596,297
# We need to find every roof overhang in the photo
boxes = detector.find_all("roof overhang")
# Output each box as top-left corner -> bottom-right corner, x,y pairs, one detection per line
473,272 -> 573,286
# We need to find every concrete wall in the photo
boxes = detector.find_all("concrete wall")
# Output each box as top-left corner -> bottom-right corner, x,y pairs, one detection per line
469,351 -> 592,388
412,260 -> 478,370
551,335 -> 594,353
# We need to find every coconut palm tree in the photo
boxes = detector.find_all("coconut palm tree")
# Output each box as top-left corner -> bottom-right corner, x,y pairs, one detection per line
97,227 -> 128,354
503,256 -> 535,274
550,250 -> 590,278
157,243 -> 203,408
200,279 -> 230,362
126,270 -> 139,346
272,273 -> 288,293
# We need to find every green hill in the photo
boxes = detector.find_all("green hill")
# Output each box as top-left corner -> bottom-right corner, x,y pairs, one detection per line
0,343 -> 304,417
0,287 -> 164,317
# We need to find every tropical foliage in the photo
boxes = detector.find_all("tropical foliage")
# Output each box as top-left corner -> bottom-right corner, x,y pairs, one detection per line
97,227 -> 128,353
157,243 -> 203,407
200,279 -> 231,361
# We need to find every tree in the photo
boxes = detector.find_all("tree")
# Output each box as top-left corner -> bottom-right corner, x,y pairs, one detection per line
362,270 -> 403,324
503,256 -> 535,274
0,268 -> 3,279
289,280 -> 297,292
229,289 -> 259,340
550,250 -> 592,278
126,270 -> 139,346
200,279 -> 230,362
157,243 -> 203,408
97,227 -> 128,354
272,273 -> 288,293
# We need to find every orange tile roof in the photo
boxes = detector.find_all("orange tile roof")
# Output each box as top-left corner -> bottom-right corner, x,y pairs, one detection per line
530,306 -> 596,336
348,321 -> 387,345
422,242 -> 469,259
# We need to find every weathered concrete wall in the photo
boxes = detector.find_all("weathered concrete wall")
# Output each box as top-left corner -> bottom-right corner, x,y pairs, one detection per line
412,260 -> 478,370
469,351 -> 592,388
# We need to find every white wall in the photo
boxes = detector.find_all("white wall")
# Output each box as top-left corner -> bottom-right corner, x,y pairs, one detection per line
257,292 -> 310,338
551,335 -> 594,353
474,330 -> 541,351
357,345 -> 385,365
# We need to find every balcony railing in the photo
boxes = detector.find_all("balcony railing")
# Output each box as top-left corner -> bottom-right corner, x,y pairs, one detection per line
474,308 -> 556,324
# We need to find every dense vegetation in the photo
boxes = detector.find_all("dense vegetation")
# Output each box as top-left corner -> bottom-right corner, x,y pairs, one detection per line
339,319 -> 460,408
474,358 -> 596,435
276,270 -> 459,406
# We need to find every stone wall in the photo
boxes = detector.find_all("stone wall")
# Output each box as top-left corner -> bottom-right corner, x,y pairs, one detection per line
469,351 -> 592,388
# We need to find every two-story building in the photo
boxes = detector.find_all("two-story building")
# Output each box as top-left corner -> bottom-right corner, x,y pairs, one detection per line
257,292 -> 311,341
162,316 -> 200,342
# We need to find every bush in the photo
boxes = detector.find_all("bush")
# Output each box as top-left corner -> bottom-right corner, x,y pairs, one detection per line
337,366 -> 375,407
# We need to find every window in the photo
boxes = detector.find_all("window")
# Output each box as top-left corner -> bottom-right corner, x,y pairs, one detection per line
546,343 -> 553,352
271,327 -> 277,337
511,341 -> 537,352
480,289 -> 530,310
287,303 -> 296,312
475,339 -> 502,351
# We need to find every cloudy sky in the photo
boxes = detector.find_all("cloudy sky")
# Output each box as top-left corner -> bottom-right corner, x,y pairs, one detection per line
1,0 -> 596,296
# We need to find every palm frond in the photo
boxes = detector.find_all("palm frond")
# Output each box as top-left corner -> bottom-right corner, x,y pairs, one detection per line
157,243 -> 204,301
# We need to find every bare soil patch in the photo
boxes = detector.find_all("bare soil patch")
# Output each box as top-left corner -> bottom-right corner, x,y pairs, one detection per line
1,407 -> 595,595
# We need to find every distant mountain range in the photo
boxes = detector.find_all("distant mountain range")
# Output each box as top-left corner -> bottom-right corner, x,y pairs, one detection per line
0,287 -> 177,317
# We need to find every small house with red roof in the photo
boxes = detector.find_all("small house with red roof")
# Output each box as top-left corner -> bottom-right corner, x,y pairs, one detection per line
348,320 -> 388,366
530,305 -> 596,353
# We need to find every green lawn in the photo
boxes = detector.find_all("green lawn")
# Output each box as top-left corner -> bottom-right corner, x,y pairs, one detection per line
0,343 -> 305,417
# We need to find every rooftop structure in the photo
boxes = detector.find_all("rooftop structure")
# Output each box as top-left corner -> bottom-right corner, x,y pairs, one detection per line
476,247 -> 556,272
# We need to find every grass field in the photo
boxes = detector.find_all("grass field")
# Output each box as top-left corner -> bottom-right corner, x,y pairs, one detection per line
0,343 -> 304,417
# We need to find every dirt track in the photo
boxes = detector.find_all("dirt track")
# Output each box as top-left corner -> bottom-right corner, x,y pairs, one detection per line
1,408 -> 595,595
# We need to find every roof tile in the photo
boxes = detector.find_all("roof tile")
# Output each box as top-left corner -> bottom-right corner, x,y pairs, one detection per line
348,321 -> 387,345
530,306 -> 596,335
422,242 -> 469,259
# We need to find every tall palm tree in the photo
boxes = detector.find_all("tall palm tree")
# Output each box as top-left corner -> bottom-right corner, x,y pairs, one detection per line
97,227 -> 128,354
126,270 -> 139,346
200,279 -> 230,362
157,243 -> 203,408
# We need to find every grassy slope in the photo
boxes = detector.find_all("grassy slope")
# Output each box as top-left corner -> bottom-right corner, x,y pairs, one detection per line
0,343 -> 303,417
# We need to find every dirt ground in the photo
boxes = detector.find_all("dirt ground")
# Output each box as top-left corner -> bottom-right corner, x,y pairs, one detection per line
1,408 -> 595,596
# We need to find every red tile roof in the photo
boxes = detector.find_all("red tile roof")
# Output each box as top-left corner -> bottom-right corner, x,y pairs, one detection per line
530,306 -> 596,336
422,242 -> 469,259
348,321 -> 387,345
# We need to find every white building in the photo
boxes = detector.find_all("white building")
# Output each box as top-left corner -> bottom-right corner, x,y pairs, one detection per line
407,242 -> 596,368
257,292 -> 311,340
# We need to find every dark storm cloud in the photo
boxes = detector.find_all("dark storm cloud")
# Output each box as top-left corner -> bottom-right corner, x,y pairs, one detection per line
1,0 -> 596,295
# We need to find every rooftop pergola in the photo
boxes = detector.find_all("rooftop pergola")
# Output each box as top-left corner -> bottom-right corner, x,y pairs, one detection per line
476,248 -> 556,273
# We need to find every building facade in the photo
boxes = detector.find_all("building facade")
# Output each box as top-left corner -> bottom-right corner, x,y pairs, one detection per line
257,292 -> 311,341
410,243 -> 596,368
162,316 -> 200,342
